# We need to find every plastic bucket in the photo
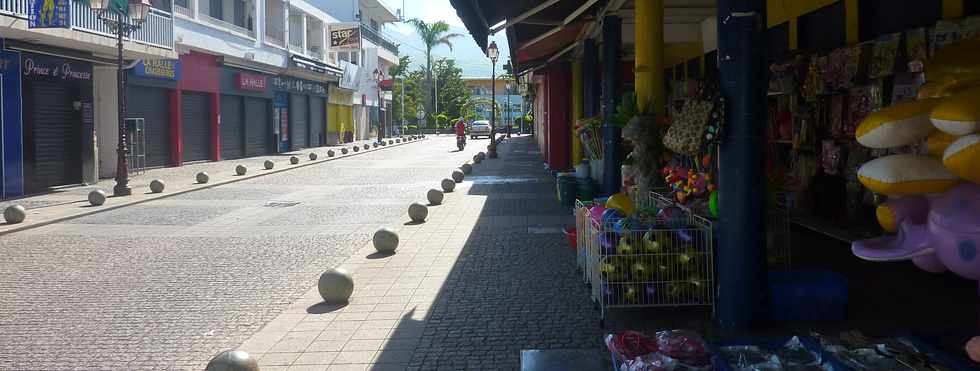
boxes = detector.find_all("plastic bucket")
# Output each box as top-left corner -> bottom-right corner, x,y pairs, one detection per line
557,174 -> 577,207
562,227 -> 577,250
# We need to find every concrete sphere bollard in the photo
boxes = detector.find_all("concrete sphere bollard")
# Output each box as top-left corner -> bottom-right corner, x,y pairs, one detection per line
205,350 -> 259,371
88,189 -> 107,206
473,154 -> 483,164
388,140 -> 394,145
235,165 -> 247,176
408,202 -> 428,222
290,156 -> 300,165
373,143 -> 379,148
197,172 -> 210,184
460,163 -> 473,175
427,188 -> 444,205
3,205 -> 26,224
309,152 -> 318,161
373,227 -> 399,253
149,179 -> 166,193
364,144 -> 371,150
327,150 -> 335,157
353,146 -> 360,152
478,152 -> 487,160
341,148 -> 349,154
264,160 -> 275,170
317,268 -> 354,303
452,169 -> 465,183
441,178 -> 456,192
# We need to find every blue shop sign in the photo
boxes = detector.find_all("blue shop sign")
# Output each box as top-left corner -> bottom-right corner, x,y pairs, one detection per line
29,0 -> 70,28
134,59 -> 181,81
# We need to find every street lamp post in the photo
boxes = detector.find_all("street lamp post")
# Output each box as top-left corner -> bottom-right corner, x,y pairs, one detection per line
90,0 -> 151,197
416,106 -> 424,136
373,69 -> 384,143
505,83 -> 512,138
487,41 -> 499,158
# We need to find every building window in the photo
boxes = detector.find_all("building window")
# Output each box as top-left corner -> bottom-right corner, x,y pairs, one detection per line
209,0 -> 221,18
174,0 -> 187,8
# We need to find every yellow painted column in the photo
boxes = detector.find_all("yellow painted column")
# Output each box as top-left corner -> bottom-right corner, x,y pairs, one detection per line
788,18 -> 799,50
943,0 -> 964,19
845,0 -> 859,44
572,61 -> 584,165
634,0 -> 664,113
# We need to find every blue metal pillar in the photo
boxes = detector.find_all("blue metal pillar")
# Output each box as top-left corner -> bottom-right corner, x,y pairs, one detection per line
582,39 -> 599,118
601,16 -> 622,196
717,0 -> 768,329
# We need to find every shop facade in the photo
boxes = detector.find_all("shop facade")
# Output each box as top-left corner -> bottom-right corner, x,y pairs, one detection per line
175,51 -> 220,164
327,86 -> 355,144
20,52 -> 95,194
219,66 -> 276,159
270,75 -> 328,152
127,59 -> 180,168
0,41 -> 22,199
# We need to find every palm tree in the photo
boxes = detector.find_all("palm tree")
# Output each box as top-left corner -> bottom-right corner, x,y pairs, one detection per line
406,18 -> 462,127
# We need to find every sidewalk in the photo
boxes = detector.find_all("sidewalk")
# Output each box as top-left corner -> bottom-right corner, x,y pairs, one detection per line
238,135 -> 604,371
0,137 -> 422,235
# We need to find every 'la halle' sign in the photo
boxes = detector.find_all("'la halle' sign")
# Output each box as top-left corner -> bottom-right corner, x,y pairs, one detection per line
237,72 -> 267,91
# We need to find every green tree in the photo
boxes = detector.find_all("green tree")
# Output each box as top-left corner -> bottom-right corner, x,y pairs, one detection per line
389,55 -> 412,124
432,58 -> 471,125
405,18 -> 463,127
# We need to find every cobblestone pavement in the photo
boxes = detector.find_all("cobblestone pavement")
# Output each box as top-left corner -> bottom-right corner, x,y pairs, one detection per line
0,135 -> 489,370
240,136 -> 604,371
0,138 -> 416,234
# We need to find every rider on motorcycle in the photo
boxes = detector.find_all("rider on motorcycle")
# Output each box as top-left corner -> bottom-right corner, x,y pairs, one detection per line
454,119 -> 467,150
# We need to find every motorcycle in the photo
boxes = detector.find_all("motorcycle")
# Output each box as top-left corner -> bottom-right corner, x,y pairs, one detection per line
456,135 -> 466,151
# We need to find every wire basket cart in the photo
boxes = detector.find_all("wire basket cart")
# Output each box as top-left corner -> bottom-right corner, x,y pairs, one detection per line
575,199 -> 595,283
585,191 -> 715,324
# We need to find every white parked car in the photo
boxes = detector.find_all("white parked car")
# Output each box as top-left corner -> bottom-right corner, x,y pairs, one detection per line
469,120 -> 492,139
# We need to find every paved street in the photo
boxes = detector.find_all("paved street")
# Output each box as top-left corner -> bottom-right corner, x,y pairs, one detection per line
0,135 -> 604,370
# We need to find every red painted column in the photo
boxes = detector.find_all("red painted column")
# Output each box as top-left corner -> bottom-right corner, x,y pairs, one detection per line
210,92 -> 220,161
546,62 -> 571,170
170,88 -> 183,167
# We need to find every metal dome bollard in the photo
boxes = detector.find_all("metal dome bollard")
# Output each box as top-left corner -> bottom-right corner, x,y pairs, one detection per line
427,189 -> 444,205
290,156 -> 300,165
364,144 -> 371,150
327,150 -> 335,157
88,190 -> 107,206
309,152 -> 318,161
477,152 -> 487,160
408,202 -> 428,222
441,178 -> 456,192
264,160 -> 275,170
452,169 -> 465,183
388,140 -> 394,145
353,146 -> 360,152
473,154 -> 483,164
318,268 -> 354,303
341,148 -> 349,154
373,227 -> 399,253
460,163 -> 473,175
235,165 -> 247,176
196,172 -> 210,184
205,349 -> 259,371
149,179 -> 166,193
3,205 -> 26,224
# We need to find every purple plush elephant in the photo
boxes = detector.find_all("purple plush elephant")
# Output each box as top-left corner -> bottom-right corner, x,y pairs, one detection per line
853,183 -> 980,292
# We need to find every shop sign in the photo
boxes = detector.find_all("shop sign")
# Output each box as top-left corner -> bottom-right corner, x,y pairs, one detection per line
329,24 -> 360,50
292,60 -> 327,74
29,0 -> 70,28
237,72 -> 267,91
134,59 -> 181,80
21,54 -> 91,82
270,76 -> 326,96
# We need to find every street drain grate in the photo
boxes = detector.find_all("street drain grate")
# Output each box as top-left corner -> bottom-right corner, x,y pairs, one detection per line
264,201 -> 300,207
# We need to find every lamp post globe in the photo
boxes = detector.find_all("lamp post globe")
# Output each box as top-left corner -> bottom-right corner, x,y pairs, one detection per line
487,41 -> 500,158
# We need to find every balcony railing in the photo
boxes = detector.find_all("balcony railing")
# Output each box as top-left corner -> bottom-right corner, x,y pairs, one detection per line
360,24 -> 397,54
0,0 -> 174,50
199,13 -> 254,38
174,4 -> 193,18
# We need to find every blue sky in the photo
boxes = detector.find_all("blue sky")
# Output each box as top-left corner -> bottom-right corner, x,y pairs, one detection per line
379,0 -> 510,77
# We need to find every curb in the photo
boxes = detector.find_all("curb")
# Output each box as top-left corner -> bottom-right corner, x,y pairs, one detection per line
0,137 -> 428,237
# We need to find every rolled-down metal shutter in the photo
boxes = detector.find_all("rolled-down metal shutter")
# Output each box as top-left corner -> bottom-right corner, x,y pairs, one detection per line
245,97 -> 271,157
309,96 -> 325,147
181,92 -> 211,162
127,86 -> 171,167
26,81 -> 82,190
289,94 -> 309,150
220,95 -> 245,160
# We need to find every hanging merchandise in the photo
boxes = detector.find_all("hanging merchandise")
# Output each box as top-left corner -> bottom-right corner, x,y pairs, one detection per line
906,28 -> 929,73
870,33 -> 900,79
931,20 -> 963,56
664,100 -> 713,156
821,140 -> 842,175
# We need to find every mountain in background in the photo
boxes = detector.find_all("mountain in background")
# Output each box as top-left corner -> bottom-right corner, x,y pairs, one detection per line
383,24 -> 509,78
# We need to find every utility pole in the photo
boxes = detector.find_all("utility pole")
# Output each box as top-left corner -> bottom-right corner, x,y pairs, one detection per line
400,76 -> 404,135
